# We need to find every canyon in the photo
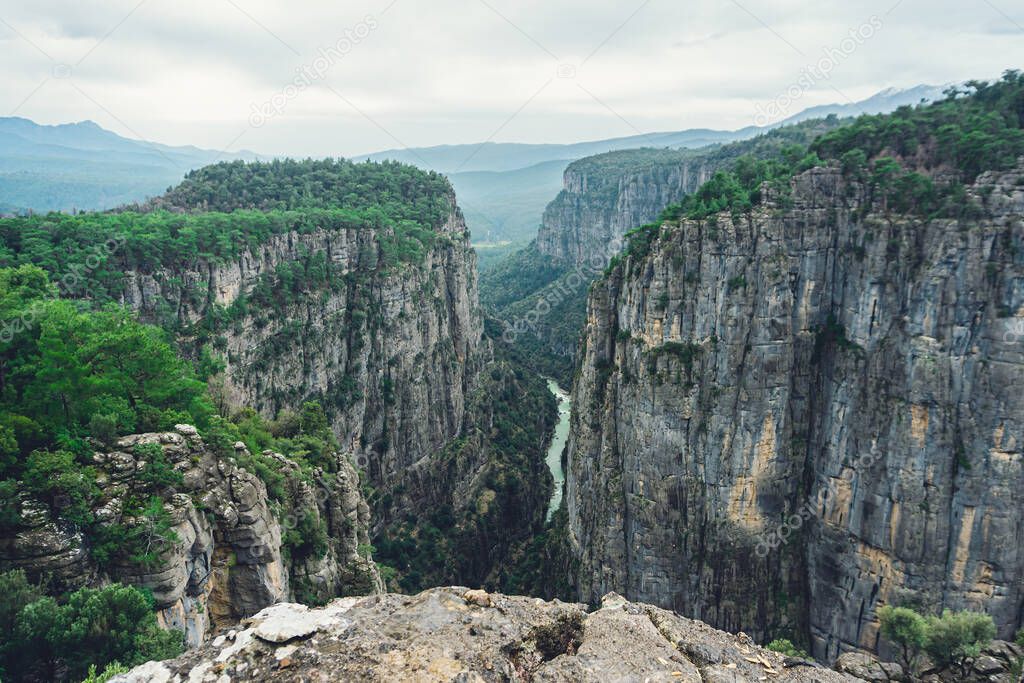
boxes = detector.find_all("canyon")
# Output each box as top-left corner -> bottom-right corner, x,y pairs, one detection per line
564,160 -> 1024,659
2,75 -> 1024,682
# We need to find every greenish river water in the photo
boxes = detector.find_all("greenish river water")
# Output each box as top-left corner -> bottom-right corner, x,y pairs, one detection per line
544,379 -> 570,522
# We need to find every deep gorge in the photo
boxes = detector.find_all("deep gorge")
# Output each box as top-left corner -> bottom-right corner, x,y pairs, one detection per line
1,72 -> 1023,683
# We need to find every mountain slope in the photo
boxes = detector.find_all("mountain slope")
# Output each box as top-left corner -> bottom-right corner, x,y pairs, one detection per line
479,117 -> 847,386
447,159 -> 571,245
362,86 -> 948,244
0,117 -> 258,213
0,158 -> 557,659
361,85 -> 947,175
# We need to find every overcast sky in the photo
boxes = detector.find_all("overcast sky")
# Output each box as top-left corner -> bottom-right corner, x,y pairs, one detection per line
1,0 -> 1022,157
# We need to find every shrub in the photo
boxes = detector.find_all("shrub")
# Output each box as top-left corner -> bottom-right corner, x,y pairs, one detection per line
22,449 -> 99,526
924,610 -> 996,676
134,443 -> 184,490
878,605 -> 928,672
879,605 -> 995,677
766,638 -> 810,659
0,577 -> 184,681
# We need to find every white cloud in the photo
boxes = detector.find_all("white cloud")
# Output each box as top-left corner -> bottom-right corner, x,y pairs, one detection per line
0,0 -> 1021,156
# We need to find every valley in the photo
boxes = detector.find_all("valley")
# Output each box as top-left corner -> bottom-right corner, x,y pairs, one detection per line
0,68 -> 1023,683
543,379 -> 570,522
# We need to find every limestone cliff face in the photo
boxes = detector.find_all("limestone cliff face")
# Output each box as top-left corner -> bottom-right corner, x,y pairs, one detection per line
107,194 -> 551,591
0,425 -> 380,646
116,201 -> 483,516
535,123 -> 842,268
536,153 -> 712,266
565,162 -> 1024,660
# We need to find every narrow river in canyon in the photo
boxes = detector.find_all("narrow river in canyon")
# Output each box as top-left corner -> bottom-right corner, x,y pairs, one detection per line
544,379 -> 571,521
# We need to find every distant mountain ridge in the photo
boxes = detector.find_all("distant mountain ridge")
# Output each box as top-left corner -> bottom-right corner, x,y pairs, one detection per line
360,84 -> 949,174
0,117 -> 259,213
362,84 -> 949,244
0,84 -> 948,234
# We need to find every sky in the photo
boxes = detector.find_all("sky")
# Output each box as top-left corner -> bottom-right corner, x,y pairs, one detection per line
1,0 -> 1022,158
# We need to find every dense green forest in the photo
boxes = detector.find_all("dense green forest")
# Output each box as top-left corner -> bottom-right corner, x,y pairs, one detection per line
149,158 -> 453,218
619,71 -> 1024,263
0,158 -> 471,680
0,159 -> 456,314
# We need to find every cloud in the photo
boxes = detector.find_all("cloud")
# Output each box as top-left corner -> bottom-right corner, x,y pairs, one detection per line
0,0 -> 1022,157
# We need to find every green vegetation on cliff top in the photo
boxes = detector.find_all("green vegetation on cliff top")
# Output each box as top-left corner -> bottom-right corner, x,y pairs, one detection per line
0,159 -> 456,310
0,158 -> 467,679
617,70 -> 1024,264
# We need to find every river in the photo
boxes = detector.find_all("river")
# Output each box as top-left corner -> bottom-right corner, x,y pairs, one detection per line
544,379 -> 571,522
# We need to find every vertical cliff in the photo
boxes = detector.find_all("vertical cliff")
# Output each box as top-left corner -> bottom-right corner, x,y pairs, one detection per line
535,120 -> 842,268
483,121 -> 844,385
0,159 -> 556,642
565,160 -> 1024,658
117,198 -> 484,523
536,149 -> 715,266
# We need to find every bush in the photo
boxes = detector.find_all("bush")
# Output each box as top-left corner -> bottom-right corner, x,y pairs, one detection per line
879,605 -> 995,676
22,449 -> 99,526
766,638 -> 809,659
878,605 -> 928,671
924,610 -> 996,675
134,443 -> 184,490
0,575 -> 183,681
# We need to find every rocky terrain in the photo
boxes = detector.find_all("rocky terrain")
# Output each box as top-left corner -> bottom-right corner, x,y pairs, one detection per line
0,424 -> 380,646
112,588 -> 867,682
0,161 -> 557,662
119,198 -> 485,525
112,176 -> 555,591
536,149 -> 715,267
482,120 -> 843,385
564,159 -> 1024,660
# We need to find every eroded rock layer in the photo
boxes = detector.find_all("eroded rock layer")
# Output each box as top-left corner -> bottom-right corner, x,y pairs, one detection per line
0,425 -> 380,645
565,162 -> 1024,659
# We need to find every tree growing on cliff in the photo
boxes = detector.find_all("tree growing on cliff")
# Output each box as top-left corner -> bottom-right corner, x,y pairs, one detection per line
0,574 -> 183,682
879,605 -> 996,677
924,610 -> 996,678
878,605 -> 927,673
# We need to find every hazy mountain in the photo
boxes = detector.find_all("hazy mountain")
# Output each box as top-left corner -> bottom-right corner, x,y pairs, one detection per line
360,128 -> 755,175
361,85 -> 948,175
0,117 -> 259,213
363,85 -> 949,244
0,84 -> 947,229
448,159 -> 571,247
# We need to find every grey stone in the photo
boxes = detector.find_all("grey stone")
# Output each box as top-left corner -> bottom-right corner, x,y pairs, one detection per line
114,588 -> 860,682
563,161 -> 1024,660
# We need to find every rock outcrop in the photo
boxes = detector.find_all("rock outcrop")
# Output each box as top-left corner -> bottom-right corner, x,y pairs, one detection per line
535,121 -> 840,268
0,425 -> 380,645
112,588 -> 859,682
537,149 -> 714,267
565,161 -> 1024,659
117,201 -> 484,531
104,179 -> 554,590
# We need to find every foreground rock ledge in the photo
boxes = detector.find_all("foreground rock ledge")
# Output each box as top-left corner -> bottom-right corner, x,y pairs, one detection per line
114,588 -> 857,682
